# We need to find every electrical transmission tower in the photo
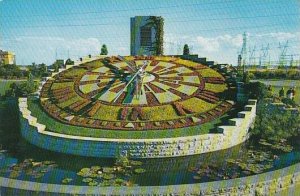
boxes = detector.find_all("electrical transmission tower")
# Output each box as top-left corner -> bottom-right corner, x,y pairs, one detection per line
248,46 -> 256,66
278,41 -> 289,67
189,45 -> 194,55
259,44 -> 270,67
238,32 -> 247,74
176,42 -> 182,55
285,54 -> 300,67
163,41 -> 176,55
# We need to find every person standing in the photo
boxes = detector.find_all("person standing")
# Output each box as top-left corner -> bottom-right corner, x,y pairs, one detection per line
286,88 -> 293,99
291,87 -> 296,101
279,87 -> 285,97
267,85 -> 272,92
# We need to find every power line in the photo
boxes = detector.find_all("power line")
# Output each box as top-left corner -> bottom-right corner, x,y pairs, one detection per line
3,12 -> 298,29
3,1 -> 294,24
2,15 -> 298,30
1,0 -> 285,18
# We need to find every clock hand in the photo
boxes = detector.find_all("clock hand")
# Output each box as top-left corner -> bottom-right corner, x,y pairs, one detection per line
113,60 -> 148,102
141,60 -> 148,70
117,55 -> 137,72
113,71 -> 140,102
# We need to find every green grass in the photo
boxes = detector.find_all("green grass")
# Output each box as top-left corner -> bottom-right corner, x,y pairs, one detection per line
27,98 -> 229,139
0,80 -> 25,96
251,79 -> 300,104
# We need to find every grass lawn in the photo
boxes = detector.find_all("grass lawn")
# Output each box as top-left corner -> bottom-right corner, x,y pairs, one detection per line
27,98 -> 230,139
0,80 -> 25,96
251,79 -> 300,104
279,183 -> 300,196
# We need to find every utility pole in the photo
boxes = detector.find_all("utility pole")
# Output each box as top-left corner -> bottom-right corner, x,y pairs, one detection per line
55,48 -> 58,60
248,46 -> 256,67
290,55 -> 293,67
177,42 -> 181,55
240,32 -> 247,74
259,44 -> 269,67
189,45 -> 194,55
278,41 -> 289,67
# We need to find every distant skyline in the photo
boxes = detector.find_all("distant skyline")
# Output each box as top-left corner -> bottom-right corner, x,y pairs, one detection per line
0,0 -> 299,65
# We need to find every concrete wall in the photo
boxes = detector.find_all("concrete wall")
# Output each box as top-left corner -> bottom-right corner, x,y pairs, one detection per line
19,98 -> 257,158
1,161 -> 300,195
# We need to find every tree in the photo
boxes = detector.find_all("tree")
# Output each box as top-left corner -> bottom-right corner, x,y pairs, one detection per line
100,44 -> 108,55
246,82 -> 272,100
183,44 -> 190,55
65,58 -> 74,66
25,72 -> 36,94
252,100 -> 300,142
243,71 -> 250,84
52,62 -> 59,72
38,63 -> 47,77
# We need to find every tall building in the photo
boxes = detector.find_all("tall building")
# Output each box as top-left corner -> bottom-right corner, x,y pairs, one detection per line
130,16 -> 164,56
0,50 -> 16,65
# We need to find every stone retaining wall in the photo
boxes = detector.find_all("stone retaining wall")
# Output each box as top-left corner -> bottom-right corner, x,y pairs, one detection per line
1,162 -> 299,195
19,98 -> 257,158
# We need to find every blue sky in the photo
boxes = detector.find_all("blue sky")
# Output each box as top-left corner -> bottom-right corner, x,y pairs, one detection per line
1,0 -> 299,65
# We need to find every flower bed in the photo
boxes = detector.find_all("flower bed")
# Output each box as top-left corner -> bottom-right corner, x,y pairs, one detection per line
37,56 -> 233,132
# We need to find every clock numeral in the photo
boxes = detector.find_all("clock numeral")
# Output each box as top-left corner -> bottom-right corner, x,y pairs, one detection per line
195,90 -> 219,103
86,102 -> 101,117
172,102 -> 195,116
119,107 -> 148,121
204,77 -> 225,84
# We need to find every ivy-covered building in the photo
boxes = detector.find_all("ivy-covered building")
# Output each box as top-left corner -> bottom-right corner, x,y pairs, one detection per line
130,16 -> 164,56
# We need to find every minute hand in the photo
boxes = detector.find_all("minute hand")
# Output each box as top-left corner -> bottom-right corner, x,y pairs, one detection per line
113,71 -> 139,102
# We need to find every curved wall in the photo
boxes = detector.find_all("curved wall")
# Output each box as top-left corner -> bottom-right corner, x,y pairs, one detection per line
1,161 -> 299,195
19,98 -> 257,158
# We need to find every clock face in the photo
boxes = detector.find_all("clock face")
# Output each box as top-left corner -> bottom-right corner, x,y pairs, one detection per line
41,56 -> 232,130
75,59 -> 203,106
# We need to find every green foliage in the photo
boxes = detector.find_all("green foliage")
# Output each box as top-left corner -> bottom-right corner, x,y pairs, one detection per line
281,98 -> 297,107
65,58 -> 74,65
28,63 -> 49,77
146,16 -> 164,55
243,72 -> 251,84
247,72 -> 255,79
51,60 -> 64,72
246,82 -> 272,100
3,74 -> 38,97
52,63 -> 59,72
0,64 -> 28,79
0,80 -> 24,96
25,73 -> 36,94
252,100 -> 300,142
100,44 -> 108,55
183,44 -> 190,55
27,98 -> 225,139
115,155 -> 130,167
249,69 -> 300,80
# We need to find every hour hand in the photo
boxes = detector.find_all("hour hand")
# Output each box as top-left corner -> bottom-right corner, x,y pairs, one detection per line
113,71 -> 139,102
117,55 -> 137,72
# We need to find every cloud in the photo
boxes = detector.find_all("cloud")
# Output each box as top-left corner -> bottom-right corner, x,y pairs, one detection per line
196,36 -> 220,52
254,32 -> 300,42
164,33 -> 244,64
164,31 -> 300,65
6,31 -> 300,66
9,36 -> 102,64
196,34 -> 243,52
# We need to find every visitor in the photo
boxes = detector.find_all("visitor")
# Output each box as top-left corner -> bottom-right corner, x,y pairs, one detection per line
267,85 -> 272,92
286,88 -> 293,99
291,86 -> 296,101
279,87 -> 285,97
